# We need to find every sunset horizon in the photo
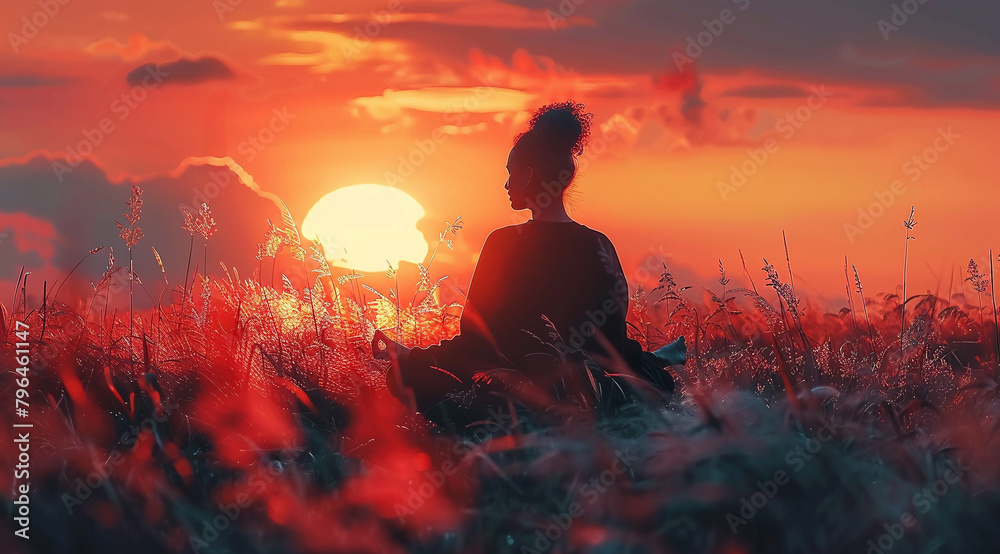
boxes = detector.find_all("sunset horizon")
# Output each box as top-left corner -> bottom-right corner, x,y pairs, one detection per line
2,0 -> 997,311
2,2 -> 999,553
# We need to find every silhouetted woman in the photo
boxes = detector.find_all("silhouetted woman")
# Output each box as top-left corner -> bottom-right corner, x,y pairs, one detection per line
373,101 -> 684,428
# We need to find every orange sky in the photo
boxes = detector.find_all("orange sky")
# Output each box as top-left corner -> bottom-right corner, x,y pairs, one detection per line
1,0 -> 998,311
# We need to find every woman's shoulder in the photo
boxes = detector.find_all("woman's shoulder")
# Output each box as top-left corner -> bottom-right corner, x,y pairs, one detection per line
575,223 -> 617,249
577,222 -> 607,238
490,223 -> 522,236
484,224 -> 520,245
486,220 -> 613,249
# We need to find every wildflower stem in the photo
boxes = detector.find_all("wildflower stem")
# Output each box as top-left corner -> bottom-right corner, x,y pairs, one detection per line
739,249 -> 758,295
52,248 -> 102,303
991,249 -> 999,364
394,270 -> 401,343
853,264 -> 876,354
844,256 -> 861,339
183,234 -> 193,304
129,245 -> 134,369
901,206 -> 916,339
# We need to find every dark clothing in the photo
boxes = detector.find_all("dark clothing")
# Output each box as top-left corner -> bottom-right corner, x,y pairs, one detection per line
394,220 -> 673,425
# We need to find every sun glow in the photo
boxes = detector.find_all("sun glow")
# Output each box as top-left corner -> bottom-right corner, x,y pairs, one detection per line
301,184 -> 429,272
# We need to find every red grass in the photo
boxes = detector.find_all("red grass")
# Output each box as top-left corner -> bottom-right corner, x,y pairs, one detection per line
2,195 -> 999,553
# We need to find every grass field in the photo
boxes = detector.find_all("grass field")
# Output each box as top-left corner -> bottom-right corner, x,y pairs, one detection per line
2,188 -> 999,553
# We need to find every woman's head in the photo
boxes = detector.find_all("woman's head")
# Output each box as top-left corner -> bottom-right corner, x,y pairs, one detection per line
505,101 -> 594,212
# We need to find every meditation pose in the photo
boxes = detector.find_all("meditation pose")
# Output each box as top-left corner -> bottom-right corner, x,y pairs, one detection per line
373,101 -> 684,428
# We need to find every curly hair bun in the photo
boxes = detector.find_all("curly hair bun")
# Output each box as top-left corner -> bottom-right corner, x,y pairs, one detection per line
526,101 -> 594,157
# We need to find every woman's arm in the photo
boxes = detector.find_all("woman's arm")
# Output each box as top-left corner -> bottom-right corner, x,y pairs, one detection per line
590,234 -> 634,352
383,230 -> 514,409
595,234 -> 679,393
455,229 -> 509,355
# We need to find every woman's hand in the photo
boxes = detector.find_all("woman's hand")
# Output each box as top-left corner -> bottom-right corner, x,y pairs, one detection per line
372,329 -> 412,363
652,335 -> 686,367
372,330 -> 414,402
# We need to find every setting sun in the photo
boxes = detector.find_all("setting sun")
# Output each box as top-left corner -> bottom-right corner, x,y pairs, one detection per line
5,2 -> 1000,552
301,184 -> 429,272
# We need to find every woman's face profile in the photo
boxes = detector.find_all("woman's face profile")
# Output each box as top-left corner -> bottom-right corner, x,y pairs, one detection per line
504,147 -> 533,211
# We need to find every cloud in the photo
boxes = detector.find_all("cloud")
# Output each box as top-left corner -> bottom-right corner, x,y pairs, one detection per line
346,46 -> 648,129
466,47 -> 648,99
349,81 -> 537,136
721,85 -> 811,99
598,62 -> 770,152
0,212 -> 59,262
86,33 -> 177,61
0,154 -> 282,305
835,43 -> 1000,109
245,0 -> 1000,110
257,29 -> 410,73
251,2 -> 595,74
126,56 -> 236,87
278,1 -> 594,31
165,156 -> 287,215
325,0 -> 1000,109
351,86 -> 536,118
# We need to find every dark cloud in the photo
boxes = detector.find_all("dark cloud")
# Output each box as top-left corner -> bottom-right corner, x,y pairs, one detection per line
280,0 -> 1000,108
722,85 -> 810,98
0,156 -> 279,306
126,56 -> 235,87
